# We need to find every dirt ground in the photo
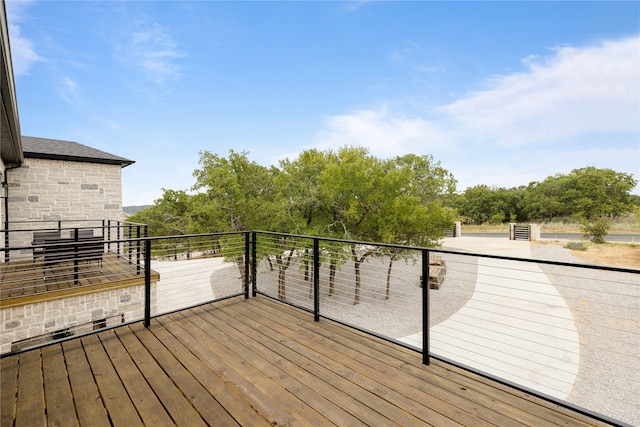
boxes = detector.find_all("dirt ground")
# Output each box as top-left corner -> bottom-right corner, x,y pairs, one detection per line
572,244 -> 639,268
539,241 -> 639,268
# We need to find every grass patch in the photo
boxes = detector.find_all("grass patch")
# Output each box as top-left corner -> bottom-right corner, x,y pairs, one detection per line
462,216 -> 639,234
565,242 -> 587,251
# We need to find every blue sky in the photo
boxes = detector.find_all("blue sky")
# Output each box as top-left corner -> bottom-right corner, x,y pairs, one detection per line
7,1 -> 640,205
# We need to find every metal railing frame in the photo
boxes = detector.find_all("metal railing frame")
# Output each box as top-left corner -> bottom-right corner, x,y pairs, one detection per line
2,229 -> 636,426
1,219 -> 148,264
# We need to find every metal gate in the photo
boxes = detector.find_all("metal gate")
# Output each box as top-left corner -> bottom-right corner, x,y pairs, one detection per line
513,224 -> 530,241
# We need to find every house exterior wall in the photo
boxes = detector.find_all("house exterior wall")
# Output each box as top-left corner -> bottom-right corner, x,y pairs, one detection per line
8,157 -> 124,221
5,157 -> 125,247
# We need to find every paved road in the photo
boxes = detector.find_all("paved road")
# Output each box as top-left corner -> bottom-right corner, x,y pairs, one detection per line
463,232 -> 639,242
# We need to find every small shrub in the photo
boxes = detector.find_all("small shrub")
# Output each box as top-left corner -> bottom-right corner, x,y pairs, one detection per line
490,212 -> 506,225
565,242 -> 587,251
581,217 -> 611,244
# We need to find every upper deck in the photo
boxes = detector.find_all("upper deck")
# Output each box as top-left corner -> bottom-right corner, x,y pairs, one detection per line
1,296 -> 611,426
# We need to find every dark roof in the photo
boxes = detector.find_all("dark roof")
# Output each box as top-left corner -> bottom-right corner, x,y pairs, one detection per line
21,136 -> 134,167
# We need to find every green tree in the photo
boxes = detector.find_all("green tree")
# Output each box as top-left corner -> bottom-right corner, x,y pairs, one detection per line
129,189 -> 193,236
522,175 -> 573,220
377,155 -> 456,299
316,147 -> 455,304
522,167 -> 636,222
192,150 -> 279,281
192,149 -> 279,232
564,167 -> 637,219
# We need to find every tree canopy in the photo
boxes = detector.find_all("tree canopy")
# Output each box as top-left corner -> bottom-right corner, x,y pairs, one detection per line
131,151 -> 637,232
453,167 -> 637,224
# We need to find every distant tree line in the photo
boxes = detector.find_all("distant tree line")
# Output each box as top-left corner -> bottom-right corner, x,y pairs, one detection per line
452,166 -> 638,225
130,149 -> 637,245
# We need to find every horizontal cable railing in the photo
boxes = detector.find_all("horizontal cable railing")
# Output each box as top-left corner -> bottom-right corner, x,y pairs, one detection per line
0,231 -> 249,356
1,236 -> 144,300
148,232 -> 248,317
1,219 -> 147,264
1,228 -> 637,425
253,231 -> 639,426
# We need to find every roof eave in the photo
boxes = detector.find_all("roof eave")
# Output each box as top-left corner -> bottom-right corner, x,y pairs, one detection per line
23,152 -> 135,168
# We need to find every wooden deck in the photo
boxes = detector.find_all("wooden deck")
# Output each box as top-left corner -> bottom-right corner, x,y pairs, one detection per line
0,253 -> 159,308
1,296 -> 610,427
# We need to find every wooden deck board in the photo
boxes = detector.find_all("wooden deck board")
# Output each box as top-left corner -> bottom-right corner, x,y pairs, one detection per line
0,296 -> 613,427
61,339 -> 111,427
82,333 -> 144,427
225,298 -> 492,427
190,305 -> 391,426
113,327 -> 209,427
14,349 -> 45,427
41,345 -> 78,427
127,324 -> 240,426
168,310 -> 371,426
201,302 -> 456,426
0,354 -> 18,426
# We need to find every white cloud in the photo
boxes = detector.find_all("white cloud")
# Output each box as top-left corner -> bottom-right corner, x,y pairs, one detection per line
5,1 -> 43,75
116,21 -> 184,84
313,35 -> 639,191
314,107 -> 451,158
439,36 -> 640,147
58,76 -> 81,105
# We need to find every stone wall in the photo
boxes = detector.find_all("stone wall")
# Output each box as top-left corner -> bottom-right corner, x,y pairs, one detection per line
8,158 -> 124,222
4,158 -> 125,248
0,283 -> 157,354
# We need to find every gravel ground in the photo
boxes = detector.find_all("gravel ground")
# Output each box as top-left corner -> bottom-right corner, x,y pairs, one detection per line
211,251 -> 477,338
531,242 -> 639,426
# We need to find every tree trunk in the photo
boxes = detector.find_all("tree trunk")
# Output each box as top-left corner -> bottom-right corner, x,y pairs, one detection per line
303,249 -> 310,282
329,260 -> 336,296
237,254 -> 246,282
275,248 -> 295,301
352,246 -> 377,305
278,267 -> 286,300
386,257 -> 393,300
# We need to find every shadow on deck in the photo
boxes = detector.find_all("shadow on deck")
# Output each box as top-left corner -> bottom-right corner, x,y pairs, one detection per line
0,296 -> 610,426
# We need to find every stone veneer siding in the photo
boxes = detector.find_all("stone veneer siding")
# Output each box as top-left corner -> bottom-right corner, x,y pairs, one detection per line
8,157 -> 123,220
0,283 -> 157,354
4,157 -> 125,247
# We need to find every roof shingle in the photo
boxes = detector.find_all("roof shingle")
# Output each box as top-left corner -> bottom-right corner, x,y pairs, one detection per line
21,136 -> 134,167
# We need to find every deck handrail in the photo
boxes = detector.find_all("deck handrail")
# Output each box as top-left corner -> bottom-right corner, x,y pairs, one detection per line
1,230 -> 638,426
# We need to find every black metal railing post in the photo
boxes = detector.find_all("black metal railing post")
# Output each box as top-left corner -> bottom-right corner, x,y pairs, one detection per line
244,232 -> 250,299
127,224 -> 132,263
136,225 -> 142,275
3,226 -> 8,263
422,248 -> 430,365
73,228 -> 79,285
107,220 -> 112,253
251,231 -> 257,297
144,238 -> 151,327
117,221 -> 121,257
313,238 -> 320,322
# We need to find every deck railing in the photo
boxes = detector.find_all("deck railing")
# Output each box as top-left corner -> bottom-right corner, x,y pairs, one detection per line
1,230 -> 638,426
1,219 -> 147,264
249,231 -> 638,426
